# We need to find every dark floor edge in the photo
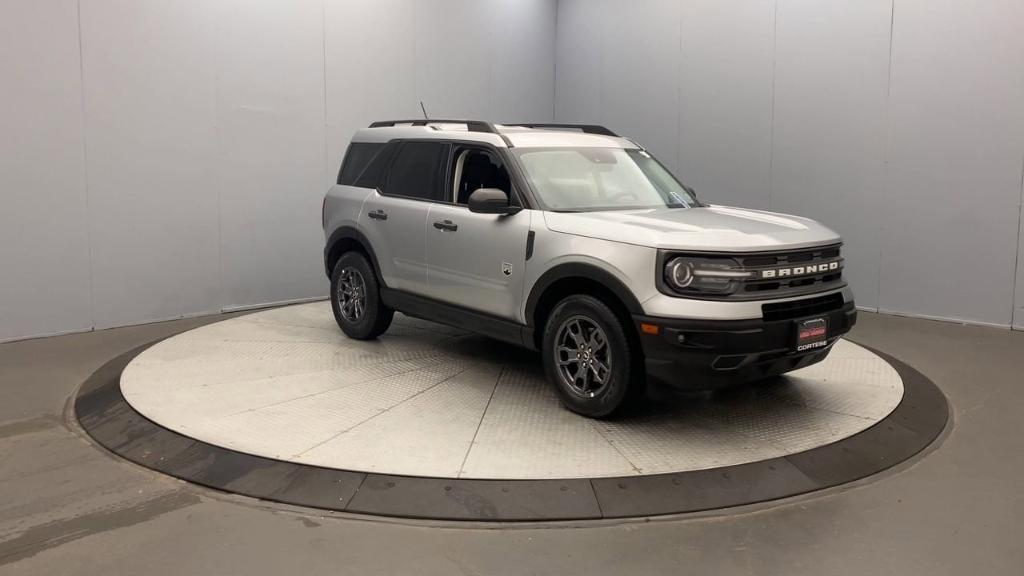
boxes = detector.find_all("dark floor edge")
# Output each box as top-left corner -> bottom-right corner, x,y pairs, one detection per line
73,336 -> 950,522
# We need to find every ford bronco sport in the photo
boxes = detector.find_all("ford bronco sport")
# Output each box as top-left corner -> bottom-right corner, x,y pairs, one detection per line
322,120 -> 856,418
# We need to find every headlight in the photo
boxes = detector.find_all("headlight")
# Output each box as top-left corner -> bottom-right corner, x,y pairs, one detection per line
666,258 -> 694,288
663,256 -> 754,295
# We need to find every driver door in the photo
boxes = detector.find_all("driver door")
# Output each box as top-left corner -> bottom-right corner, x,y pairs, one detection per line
424,146 -> 531,321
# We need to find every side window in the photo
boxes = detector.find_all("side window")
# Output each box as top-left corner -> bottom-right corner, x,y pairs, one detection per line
450,148 -> 512,205
382,141 -> 447,201
337,142 -> 385,185
354,142 -> 398,189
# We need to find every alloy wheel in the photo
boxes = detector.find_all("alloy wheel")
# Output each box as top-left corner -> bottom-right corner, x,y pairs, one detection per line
554,315 -> 612,398
336,267 -> 366,322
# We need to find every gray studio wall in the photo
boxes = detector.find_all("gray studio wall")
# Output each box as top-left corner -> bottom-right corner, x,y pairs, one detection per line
0,0 -> 556,343
556,0 -> 1024,329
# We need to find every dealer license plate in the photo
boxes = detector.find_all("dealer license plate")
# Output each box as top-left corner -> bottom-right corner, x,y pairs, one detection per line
795,317 -> 828,352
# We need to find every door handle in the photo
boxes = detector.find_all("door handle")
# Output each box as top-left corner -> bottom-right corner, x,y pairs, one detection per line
367,209 -> 387,221
432,219 -> 458,232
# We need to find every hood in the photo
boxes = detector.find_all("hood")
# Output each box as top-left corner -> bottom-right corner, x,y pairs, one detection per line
543,205 -> 841,252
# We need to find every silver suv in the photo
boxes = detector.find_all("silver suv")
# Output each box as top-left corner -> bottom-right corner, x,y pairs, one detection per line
322,120 -> 856,418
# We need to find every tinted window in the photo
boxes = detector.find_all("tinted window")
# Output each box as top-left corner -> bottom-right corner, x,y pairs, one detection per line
383,141 -> 446,201
337,142 -> 385,185
354,142 -> 399,189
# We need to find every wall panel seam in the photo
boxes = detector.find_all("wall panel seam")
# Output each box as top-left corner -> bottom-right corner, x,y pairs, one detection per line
675,0 -> 683,172
1012,150 -> 1024,327
321,0 -> 330,188
487,4 -> 494,120
75,0 -> 97,331
876,0 -> 897,313
213,2 -> 225,315
598,0 -> 604,121
551,0 -> 559,121
767,0 -> 778,211
675,0 -> 683,171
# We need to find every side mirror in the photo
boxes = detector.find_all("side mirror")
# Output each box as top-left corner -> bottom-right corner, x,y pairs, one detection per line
468,188 -> 520,215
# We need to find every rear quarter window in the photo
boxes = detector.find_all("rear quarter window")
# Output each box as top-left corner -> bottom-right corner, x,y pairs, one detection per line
337,142 -> 386,186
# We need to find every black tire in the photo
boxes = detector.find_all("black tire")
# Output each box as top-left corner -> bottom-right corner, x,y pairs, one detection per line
541,294 -> 645,418
330,251 -> 393,339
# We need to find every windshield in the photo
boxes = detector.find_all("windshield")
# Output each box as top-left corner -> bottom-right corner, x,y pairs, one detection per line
513,147 -> 698,212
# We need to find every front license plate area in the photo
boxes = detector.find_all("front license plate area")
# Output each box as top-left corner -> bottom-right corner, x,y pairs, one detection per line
795,317 -> 828,352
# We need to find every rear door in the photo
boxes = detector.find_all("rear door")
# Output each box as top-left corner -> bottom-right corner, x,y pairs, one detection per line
361,140 -> 448,295
424,145 -> 531,321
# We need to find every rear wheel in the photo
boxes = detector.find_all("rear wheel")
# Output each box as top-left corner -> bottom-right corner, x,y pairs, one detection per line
541,295 -> 645,418
330,251 -> 393,339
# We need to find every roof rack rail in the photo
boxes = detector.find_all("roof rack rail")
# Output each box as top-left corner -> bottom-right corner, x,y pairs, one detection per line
368,119 -> 499,134
504,123 -> 618,137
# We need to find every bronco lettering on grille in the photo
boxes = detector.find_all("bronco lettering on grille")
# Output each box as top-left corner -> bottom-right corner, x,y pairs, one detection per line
760,260 -> 841,279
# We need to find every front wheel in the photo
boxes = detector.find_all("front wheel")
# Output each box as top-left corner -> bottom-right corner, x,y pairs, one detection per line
330,251 -> 393,339
541,295 -> 645,418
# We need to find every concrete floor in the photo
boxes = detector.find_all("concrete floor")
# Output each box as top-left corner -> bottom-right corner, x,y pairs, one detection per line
0,310 -> 1021,575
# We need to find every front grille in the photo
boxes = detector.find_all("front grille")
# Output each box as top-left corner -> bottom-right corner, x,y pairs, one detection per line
761,292 -> 845,322
739,245 -> 840,268
736,244 -> 844,299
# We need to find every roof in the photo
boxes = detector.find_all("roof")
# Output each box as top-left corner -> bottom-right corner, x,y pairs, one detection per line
351,120 -> 637,149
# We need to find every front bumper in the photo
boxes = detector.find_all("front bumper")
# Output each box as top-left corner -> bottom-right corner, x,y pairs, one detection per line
634,300 -> 857,390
